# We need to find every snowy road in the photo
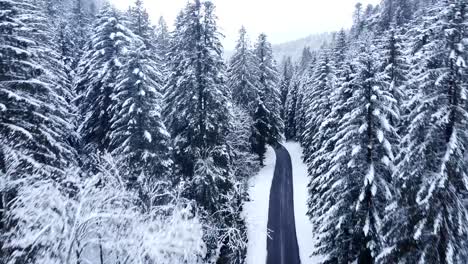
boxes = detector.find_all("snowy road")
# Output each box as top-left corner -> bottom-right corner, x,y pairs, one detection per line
266,145 -> 301,264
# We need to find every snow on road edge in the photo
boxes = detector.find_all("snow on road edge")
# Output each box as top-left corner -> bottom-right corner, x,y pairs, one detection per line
284,141 -> 323,264
244,146 -> 276,264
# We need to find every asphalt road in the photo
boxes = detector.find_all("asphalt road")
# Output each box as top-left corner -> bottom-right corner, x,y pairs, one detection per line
266,145 -> 301,264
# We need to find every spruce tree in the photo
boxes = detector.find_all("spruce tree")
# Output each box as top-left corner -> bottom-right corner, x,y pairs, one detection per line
380,0 -> 413,30
279,56 -> 294,122
285,47 -> 314,141
284,72 -> 300,140
311,46 -> 398,263
377,27 -> 408,129
379,2 -> 468,263
0,0 -> 76,176
164,2 -> 239,260
227,26 -> 261,114
127,0 -> 151,45
76,3 -> 133,152
0,0 -> 77,260
154,16 -> 170,62
109,42 -> 172,182
69,0 -> 93,69
302,49 -> 336,159
251,33 -> 283,159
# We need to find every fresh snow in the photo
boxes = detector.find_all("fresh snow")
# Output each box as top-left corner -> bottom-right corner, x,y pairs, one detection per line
244,146 -> 275,264
284,142 -> 323,264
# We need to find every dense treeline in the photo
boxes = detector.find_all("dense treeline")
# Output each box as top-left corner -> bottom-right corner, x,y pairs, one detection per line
0,0 -> 283,263
282,0 -> 468,263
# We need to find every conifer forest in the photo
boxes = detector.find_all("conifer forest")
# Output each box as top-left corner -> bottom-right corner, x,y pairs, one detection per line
1,0 -> 468,263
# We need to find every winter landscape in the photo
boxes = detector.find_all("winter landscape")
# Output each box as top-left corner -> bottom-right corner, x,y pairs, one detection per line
0,0 -> 467,263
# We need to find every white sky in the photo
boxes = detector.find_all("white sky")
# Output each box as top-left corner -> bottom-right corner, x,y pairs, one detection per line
110,0 -> 381,50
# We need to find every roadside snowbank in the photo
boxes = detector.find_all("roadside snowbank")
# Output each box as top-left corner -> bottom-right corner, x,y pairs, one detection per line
244,146 -> 276,264
284,141 -> 322,264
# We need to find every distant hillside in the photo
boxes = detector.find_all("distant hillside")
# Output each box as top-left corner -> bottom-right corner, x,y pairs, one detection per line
272,32 -> 333,63
224,32 -> 333,64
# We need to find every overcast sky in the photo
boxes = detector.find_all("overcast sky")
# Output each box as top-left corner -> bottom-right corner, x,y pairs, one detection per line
110,0 -> 381,50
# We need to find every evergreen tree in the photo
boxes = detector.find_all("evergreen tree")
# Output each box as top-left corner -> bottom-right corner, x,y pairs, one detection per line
154,16 -> 171,62
163,1 -> 239,261
310,46 -> 398,263
380,0 -> 413,30
284,47 -> 314,141
76,4 -> 133,152
251,33 -> 283,160
302,49 -> 336,159
377,27 -> 408,129
379,2 -> 468,263
227,26 -> 261,113
294,59 -> 315,144
279,56 -> 294,121
0,0 -> 77,261
127,0 -> 151,44
284,72 -> 300,140
298,46 -> 314,73
69,0 -> 93,68
333,29 -> 348,73
109,42 -> 172,183
0,0 -> 76,176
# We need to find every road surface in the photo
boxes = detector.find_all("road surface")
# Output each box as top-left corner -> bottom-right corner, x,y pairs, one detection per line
266,145 -> 301,264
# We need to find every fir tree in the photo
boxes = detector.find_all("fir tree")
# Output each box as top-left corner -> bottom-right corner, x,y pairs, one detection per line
302,49 -> 336,159
109,42 -> 172,183
379,2 -> 468,263
0,0 -> 76,176
251,33 -> 283,160
284,72 -> 300,140
76,4 -> 133,152
154,16 -> 170,62
310,46 -> 398,263
69,0 -> 93,69
127,0 -> 151,45
377,27 -> 408,129
227,26 -> 260,114
279,56 -> 294,121
284,48 -> 314,141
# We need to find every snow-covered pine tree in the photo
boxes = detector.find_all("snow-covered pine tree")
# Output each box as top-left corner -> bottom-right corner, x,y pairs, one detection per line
127,0 -> 151,45
251,33 -> 283,160
302,48 -> 336,160
0,0 -> 77,261
279,56 -> 294,121
228,105 -> 259,181
107,0 -> 171,186
380,0 -> 413,30
376,26 -> 408,129
154,16 -> 170,62
76,3 -> 133,153
311,45 -> 398,263
333,29 -> 348,73
284,47 -> 314,141
284,72 -> 300,140
307,59 -> 356,234
109,42 -> 172,184
164,0 -> 232,196
306,34 -> 351,228
163,1 -> 239,260
69,0 -> 93,69
379,2 -> 468,263
298,46 -> 314,72
227,26 -> 261,114
0,0 -> 76,176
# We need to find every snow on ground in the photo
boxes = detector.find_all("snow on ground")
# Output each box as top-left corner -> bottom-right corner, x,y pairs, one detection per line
284,141 -> 323,264
244,146 -> 276,264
